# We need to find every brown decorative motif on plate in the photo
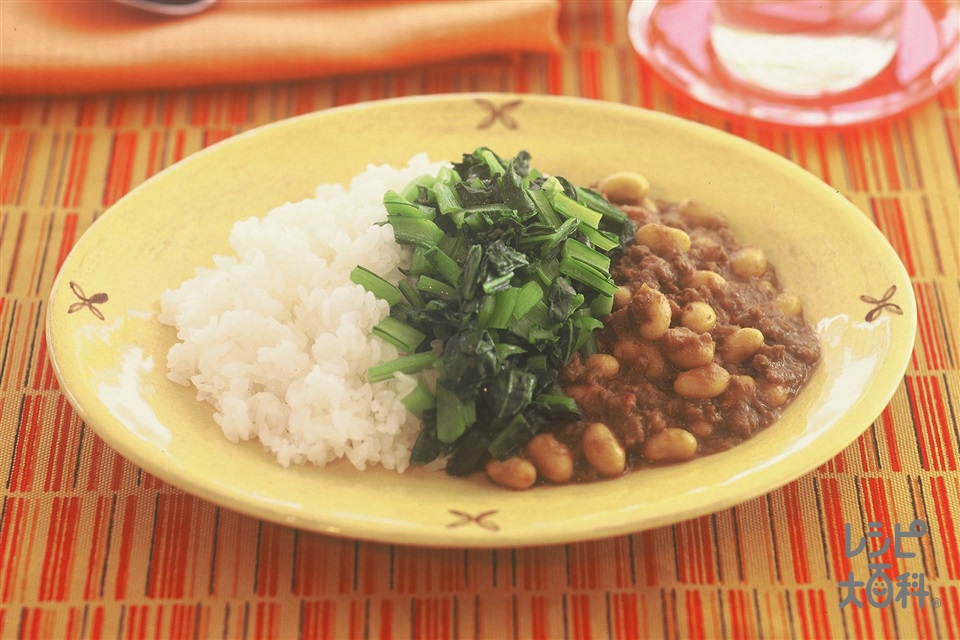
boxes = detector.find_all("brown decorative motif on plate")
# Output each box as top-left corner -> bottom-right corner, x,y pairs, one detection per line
475,98 -> 522,130
67,281 -> 109,321
446,509 -> 500,532
860,285 -> 904,322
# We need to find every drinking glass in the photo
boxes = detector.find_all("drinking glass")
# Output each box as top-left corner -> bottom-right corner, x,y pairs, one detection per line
628,0 -> 960,126
710,1 -> 902,97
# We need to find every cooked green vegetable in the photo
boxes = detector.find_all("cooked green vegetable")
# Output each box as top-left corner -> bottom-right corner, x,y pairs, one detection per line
365,350 -> 439,383
350,266 -> 403,306
372,316 -> 426,353
358,148 -> 634,475
401,381 -> 436,418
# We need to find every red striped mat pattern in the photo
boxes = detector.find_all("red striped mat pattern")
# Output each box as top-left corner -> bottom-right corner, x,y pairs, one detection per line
1,2 -> 958,638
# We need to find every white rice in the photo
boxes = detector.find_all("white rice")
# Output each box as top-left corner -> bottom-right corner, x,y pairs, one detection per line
158,154 -> 447,472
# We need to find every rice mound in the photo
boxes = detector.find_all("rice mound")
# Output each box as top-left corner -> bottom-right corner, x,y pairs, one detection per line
158,154 -> 446,472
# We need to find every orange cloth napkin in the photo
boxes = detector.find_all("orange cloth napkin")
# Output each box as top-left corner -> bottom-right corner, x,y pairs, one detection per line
1,0 -> 561,95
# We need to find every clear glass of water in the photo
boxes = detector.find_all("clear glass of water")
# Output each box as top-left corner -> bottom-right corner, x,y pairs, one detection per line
627,0 -> 959,126
710,0 -> 904,98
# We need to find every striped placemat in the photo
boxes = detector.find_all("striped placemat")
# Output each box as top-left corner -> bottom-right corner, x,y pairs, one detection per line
1,2 -> 958,638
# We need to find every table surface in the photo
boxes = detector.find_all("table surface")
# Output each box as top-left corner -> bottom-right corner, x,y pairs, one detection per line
2,2 -> 958,639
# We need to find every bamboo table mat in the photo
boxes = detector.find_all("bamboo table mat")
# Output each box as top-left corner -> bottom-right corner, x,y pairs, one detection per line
1,2 -> 959,638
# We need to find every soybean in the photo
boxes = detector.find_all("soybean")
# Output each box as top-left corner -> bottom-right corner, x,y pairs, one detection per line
721,327 -> 765,364
643,428 -> 699,462
730,247 -> 768,278
681,301 -> 717,334
678,199 -> 725,228
663,327 -> 716,369
689,270 -> 728,291
635,223 -> 692,256
776,292 -> 803,317
582,422 -> 626,476
674,362 -> 731,399
585,353 -> 620,379
486,457 -> 537,490
635,284 -> 671,340
525,433 -> 574,483
598,171 -> 650,205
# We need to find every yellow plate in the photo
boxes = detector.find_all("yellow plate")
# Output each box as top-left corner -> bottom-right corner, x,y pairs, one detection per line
47,94 -> 916,547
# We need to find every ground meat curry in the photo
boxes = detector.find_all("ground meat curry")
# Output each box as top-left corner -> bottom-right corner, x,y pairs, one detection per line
484,172 -> 822,489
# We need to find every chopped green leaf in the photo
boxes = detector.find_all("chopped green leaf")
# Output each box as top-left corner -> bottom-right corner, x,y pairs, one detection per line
558,256 -> 618,296
441,330 -> 499,395
529,187 -> 562,227
576,186 -> 628,226
545,277 -> 579,325
513,280 -> 544,319
545,183 -> 603,229
436,383 -> 476,443
388,214 -> 444,248
578,225 -> 621,252
561,238 -> 611,273
398,280 -> 425,308
589,293 -> 614,316
399,175 -> 435,203
373,316 -> 426,353
488,287 -> 520,329
433,182 -> 463,218
424,246 -> 462,286
487,414 -> 537,460
417,275 -> 458,301
366,351 -> 438,383
401,381 -> 436,419
533,393 -> 579,415
485,368 -> 537,419
384,189 -> 435,220
498,164 -> 536,217
350,266 -> 403,305
476,147 -> 507,177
